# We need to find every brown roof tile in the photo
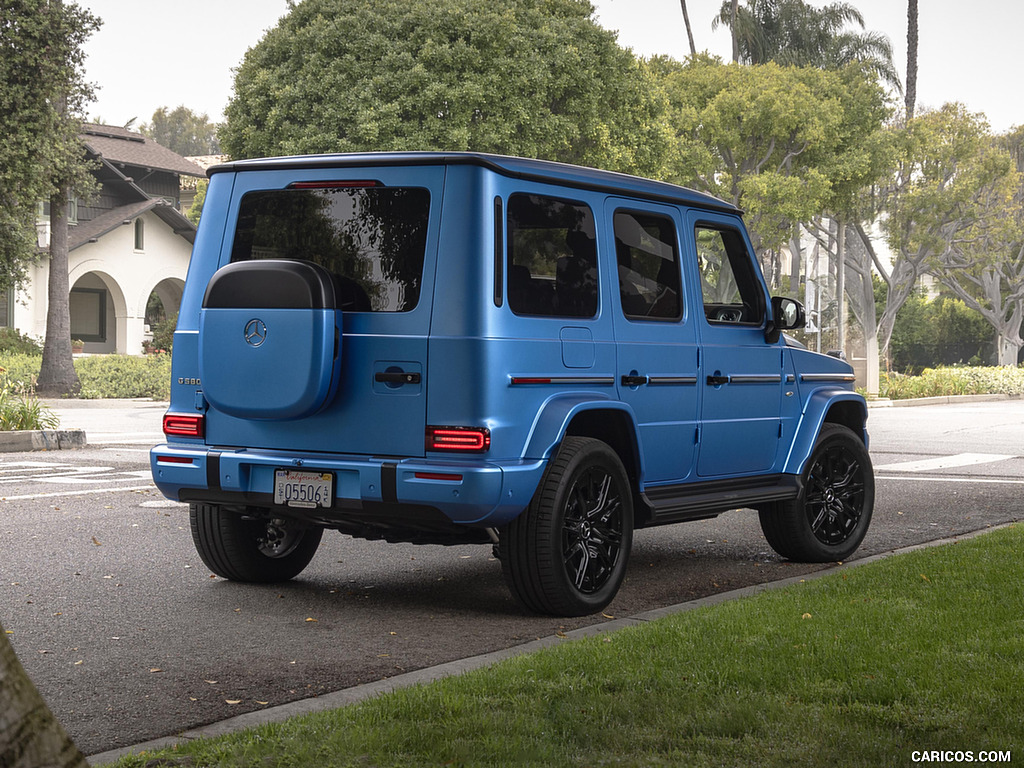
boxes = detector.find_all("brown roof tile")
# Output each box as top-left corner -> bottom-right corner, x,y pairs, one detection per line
81,124 -> 205,178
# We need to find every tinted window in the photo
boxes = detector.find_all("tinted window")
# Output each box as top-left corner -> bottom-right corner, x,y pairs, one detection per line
507,194 -> 598,318
231,186 -> 429,312
695,226 -> 765,325
614,210 -> 682,321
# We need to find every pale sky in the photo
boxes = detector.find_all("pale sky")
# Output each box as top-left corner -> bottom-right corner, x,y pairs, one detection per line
81,0 -> 1022,135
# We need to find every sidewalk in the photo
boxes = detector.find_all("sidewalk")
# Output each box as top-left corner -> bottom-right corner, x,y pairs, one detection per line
41,398 -> 167,446
865,392 -> 1019,408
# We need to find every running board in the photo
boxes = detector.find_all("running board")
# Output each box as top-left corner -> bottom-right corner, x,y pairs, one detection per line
641,474 -> 801,526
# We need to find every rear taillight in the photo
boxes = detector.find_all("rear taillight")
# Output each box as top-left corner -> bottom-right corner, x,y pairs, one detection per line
163,413 -> 205,439
425,426 -> 491,453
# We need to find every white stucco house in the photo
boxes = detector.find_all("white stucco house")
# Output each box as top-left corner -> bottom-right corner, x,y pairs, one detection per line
4,124 -> 204,355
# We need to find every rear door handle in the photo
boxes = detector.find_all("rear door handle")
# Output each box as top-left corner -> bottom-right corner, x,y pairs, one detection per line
375,371 -> 421,385
706,374 -> 730,386
621,374 -> 648,387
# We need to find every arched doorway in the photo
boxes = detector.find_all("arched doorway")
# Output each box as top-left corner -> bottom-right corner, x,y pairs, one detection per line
144,278 -> 184,352
70,272 -> 126,354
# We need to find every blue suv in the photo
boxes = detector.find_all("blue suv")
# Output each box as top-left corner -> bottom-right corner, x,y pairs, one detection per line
151,152 -> 873,616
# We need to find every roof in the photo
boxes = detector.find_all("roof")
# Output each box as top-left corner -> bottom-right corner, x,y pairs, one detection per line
210,151 -> 738,213
81,124 -> 205,178
70,200 -> 196,250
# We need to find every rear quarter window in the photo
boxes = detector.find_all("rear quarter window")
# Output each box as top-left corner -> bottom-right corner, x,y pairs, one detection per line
230,186 -> 430,312
507,193 -> 598,318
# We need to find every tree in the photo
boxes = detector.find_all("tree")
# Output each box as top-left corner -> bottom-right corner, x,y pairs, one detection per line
140,106 -> 221,155
655,57 -> 889,258
927,126 -> 1024,365
713,0 -> 900,91
1,620 -> 87,768
0,0 -> 93,291
906,0 -> 918,119
863,105 -> 1017,369
221,0 -> 670,178
2,0 -> 100,396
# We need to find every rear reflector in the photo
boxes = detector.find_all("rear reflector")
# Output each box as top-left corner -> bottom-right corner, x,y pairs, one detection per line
425,426 -> 491,453
414,472 -> 464,482
156,455 -> 194,465
288,180 -> 380,189
163,413 -> 205,439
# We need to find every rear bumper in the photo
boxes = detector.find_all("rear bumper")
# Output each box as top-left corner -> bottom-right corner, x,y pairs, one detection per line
150,444 -> 546,527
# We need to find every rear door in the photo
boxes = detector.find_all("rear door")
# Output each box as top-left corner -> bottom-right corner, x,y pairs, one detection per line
607,200 -> 699,485
199,164 -> 444,457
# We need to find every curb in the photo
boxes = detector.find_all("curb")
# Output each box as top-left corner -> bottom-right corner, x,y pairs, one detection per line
867,393 -> 1021,409
85,522 -> 1015,766
0,429 -> 86,453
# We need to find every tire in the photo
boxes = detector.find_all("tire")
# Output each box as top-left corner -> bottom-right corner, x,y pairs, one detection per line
501,437 -> 633,616
190,503 -> 323,582
759,423 -> 874,562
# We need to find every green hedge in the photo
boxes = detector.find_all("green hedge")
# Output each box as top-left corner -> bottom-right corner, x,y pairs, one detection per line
0,353 -> 173,400
880,366 -> 1024,399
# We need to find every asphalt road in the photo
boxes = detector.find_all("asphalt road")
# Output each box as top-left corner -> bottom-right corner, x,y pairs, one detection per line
3,399 -> 1023,756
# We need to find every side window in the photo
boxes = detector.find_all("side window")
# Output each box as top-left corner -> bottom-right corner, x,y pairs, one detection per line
695,225 -> 765,325
507,194 -> 598,318
614,210 -> 682,321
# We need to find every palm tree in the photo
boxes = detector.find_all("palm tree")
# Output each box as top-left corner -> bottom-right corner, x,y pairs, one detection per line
713,0 -> 901,91
906,0 -> 918,118
680,0 -> 697,56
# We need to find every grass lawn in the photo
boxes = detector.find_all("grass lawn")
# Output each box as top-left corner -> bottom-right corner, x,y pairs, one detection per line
111,526 -> 1024,768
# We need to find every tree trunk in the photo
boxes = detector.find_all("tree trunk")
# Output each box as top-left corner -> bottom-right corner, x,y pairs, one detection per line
36,189 -> 81,397
0,621 -> 87,768
730,0 -> 740,62
839,221 -> 881,396
788,232 -> 801,296
997,335 -> 1022,366
906,0 -> 918,120
679,0 -> 697,56
835,217 -> 846,354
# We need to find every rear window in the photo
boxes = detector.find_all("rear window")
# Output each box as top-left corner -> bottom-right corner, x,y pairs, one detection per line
230,186 -> 430,312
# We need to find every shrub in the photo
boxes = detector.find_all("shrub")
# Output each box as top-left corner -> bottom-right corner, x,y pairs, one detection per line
147,313 -> 177,354
0,328 -> 43,356
880,366 -> 1024,400
0,353 -> 43,395
73,353 -> 172,400
0,386 -> 59,430
0,352 -> 173,400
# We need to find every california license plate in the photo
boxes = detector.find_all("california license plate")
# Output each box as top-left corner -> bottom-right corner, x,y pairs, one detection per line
274,470 -> 333,509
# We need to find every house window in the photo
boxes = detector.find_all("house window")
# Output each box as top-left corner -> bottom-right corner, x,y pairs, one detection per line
70,288 -> 107,342
134,218 -> 145,251
0,289 -> 12,327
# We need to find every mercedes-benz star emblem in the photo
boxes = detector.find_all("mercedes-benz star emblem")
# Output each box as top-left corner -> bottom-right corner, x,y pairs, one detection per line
244,318 -> 268,347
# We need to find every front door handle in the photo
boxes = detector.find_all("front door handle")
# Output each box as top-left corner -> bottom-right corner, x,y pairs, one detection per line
706,374 -> 730,386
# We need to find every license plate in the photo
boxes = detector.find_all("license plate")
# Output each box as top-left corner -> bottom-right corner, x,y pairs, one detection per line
274,470 -> 333,509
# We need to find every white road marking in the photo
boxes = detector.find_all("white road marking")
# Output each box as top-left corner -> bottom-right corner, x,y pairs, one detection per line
0,485 -> 156,501
873,453 -> 1016,473
876,475 -> 1024,485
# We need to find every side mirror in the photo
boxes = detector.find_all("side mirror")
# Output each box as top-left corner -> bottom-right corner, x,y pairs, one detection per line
765,296 -> 806,344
